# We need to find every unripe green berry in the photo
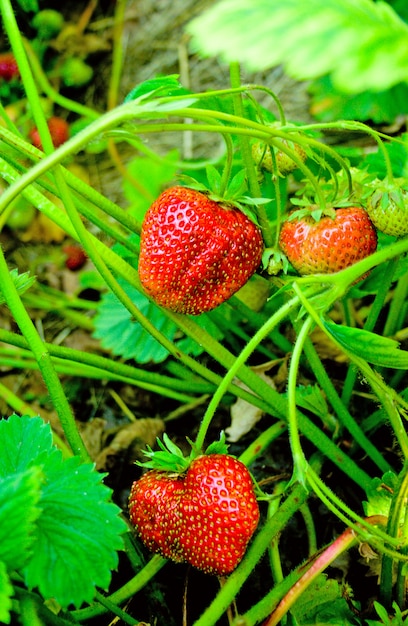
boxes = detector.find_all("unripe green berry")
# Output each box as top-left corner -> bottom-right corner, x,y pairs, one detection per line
60,57 -> 94,88
31,10 -> 64,39
252,138 -> 306,177
367,187 -> 408,237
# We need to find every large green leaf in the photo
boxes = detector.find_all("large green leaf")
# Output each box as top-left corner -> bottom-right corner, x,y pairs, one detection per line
0,467 -> 42,571
23,451 -> 126,609
323,319 -> 408,368
0,415 -> 127,609
187,0 -> 408,93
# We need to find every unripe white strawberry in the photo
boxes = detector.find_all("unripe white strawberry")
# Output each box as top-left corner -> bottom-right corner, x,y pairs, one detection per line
366,185 -> 408,238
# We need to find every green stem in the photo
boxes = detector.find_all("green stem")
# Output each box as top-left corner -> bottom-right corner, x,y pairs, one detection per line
93,591 -> 140,625
305,464 -> 406,559
107,0 -> 127,111
238,421 -> 287,467
267,482 -> 287,587
383,268 -> 408,338
229,61 -> 274,246
294,282 -> 408,460
0,248 -> 90,460
341,257 -> 399,406
178,308 -> 372,489
301,334 -> 391,474
193,293 -> 301,451
22,38 -> 100,120
0,0 -> 55,156
380,462 -> 408,608
287,316 -> 314,485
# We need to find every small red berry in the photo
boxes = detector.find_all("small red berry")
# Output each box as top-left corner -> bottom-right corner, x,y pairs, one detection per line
63,244 -> 87,270
29,116 -> 70,150
0,52 -> 19,82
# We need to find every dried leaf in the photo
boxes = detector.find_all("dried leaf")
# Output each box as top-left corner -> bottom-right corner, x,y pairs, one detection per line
95,418 -> 165,471
226,362 -> 277,442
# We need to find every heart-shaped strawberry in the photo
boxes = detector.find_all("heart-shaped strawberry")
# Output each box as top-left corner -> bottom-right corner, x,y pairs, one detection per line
128,454 -> 260,576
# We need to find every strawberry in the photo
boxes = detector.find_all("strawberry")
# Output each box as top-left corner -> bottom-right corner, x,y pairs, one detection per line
29,116 -> 70,150
129,453 -> 259,575
366,184 -> 408,238
279,206 -> 377,275
138,186 -> 264,315
0,52 -> 19,82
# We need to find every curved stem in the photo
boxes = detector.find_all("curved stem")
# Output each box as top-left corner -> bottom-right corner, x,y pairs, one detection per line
264,515 -> 387,626
287,316 -> 314,485
341,257 -> 399,406
229,62 -> 274,246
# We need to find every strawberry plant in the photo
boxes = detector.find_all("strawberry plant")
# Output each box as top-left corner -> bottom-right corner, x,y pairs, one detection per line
0,0 -> 408,624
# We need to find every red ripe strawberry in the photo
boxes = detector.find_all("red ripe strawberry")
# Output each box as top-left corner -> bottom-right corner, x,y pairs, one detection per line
138,186 -> 264,315
279,206 -> 377,275
128,471 -> 186,562
29,116 -> 69,150
0,52 -> 19,82
129,454 -> 259,576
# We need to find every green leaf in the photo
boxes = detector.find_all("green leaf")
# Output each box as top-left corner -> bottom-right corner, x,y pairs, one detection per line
295,384 -> 329,418
290,574 -> 360,624
323,319 -> 408,369
0,269 -> 36,306
0,561 -> 13,625
309,76 -> 408,124
93,279 -> 180,363
363,471 -> 398,517
0,414 -> 53,475
361,134 -> 408,178
188,0 -> 408,93
0,467 -> 42,571
93,278 -> 218,363
23,450 -> 126,609
124,74 -> 189,103
0,415 -> 126,609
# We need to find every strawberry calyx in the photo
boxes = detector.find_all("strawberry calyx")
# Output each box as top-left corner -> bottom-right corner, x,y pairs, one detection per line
137,431 -> 230,474
261,247 -> 288,275
366,176 -> 408,205
285,204 -> 336,223
178,166 -> 271,220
